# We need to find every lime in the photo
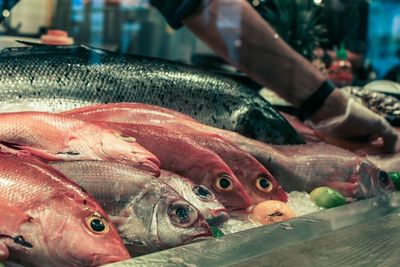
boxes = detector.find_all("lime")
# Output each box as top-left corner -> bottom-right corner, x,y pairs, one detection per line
210,226 -> 224,238
309,187 -> 346,209
388,172 -> 400,191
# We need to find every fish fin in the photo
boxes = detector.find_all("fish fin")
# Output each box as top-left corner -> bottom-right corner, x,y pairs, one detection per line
0,43 -> 103,58
109,216 -> 129,228
14,146 -> 60,161
0,242 -> 9,262
15,40 -> 71,47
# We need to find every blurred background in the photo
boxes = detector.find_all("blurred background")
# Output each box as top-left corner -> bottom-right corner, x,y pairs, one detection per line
0,0 -> 399,84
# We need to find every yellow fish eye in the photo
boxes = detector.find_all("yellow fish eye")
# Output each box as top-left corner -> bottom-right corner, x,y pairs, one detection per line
86,214 -> 110,234
215,174 -> 234,192
256,176 -> 273,192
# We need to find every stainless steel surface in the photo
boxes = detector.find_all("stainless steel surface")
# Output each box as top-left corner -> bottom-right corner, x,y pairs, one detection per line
106,192 -> 400,267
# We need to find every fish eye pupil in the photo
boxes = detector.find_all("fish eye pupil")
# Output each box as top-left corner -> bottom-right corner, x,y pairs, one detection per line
90,219 -> 105,232
219,178 -> 231,189
193,185 -> 211,197
259,178 -> 270,189
176,206 -> 189,220
379,171 -> 389,186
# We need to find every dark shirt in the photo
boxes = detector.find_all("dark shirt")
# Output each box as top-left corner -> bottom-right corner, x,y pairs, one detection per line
149,0 -> 203,29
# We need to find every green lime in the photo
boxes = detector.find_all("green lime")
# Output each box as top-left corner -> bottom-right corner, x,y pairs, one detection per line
309,187 -> 347,209
210,226 -> 224,238
388,172 -> 400,191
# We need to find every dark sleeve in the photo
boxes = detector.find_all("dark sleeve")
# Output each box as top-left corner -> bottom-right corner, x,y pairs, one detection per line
150,0 -> 203,29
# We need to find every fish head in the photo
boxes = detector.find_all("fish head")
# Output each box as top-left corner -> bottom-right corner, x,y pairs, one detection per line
232,161 -> 288,205
38,197 -> 130,266
164,174 -> 229,226
203,171 -> 252,212
156,196 -> 212,247
117,183 -> 212,252
353,160 -> 395,199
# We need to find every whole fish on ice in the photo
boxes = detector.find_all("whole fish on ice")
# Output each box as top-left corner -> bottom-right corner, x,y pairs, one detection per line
50,160 -> 212,255
159,170 -> 229,226
93,122 -> 252,212
63,103 -> 287,205
0,44 -> 303,145
65,103 -> 395,200
0,153 -> 130,266
0,111 -> 160,174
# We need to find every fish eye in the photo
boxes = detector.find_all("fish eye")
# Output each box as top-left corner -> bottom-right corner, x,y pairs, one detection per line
256,176 -> 273,192
192,185 -> 215,200
378,171 -> 390,188
168,201 -> 198,228
215,174 -> 234,192
86,214 -> 110,234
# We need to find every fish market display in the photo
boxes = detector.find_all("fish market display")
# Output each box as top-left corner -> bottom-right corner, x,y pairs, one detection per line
67,104 -> 287,205
0,111 -> 160,174
50,160 -> 212,255
0,45 -> 303,145
93,122 -> 252,211
159,170 -> 229,226
0,153 -> 130,266
65,103 -> 395,200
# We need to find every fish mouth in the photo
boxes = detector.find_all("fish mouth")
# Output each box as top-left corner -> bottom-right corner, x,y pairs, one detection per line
139,157 -> 161,176
206,209 -> 230,226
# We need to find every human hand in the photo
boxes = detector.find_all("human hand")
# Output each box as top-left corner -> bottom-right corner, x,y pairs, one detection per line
309,92 -> 400,153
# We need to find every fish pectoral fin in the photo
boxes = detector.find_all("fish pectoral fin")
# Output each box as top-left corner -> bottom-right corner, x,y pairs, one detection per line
17,146 -> 71,161
0,241 -> 9,262
109,215 -> 129,228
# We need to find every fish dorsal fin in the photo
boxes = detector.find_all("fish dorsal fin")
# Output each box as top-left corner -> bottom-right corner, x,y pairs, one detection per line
0,41 -> 105,57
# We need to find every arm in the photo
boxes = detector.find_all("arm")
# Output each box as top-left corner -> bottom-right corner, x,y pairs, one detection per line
153,0 -> 399,152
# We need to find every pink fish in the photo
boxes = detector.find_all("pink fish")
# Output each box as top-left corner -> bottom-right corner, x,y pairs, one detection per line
64,103 -> 395,201
94,122 -> 252,212
63,103 -> 288,204
0,153 -> 130,266
0,111 -> 160,174
183,132 -> 288,204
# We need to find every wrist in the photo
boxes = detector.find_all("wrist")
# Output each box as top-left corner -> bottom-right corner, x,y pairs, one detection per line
310,89 -> 349,123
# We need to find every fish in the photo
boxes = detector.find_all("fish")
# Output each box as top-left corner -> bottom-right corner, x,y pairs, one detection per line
0,111 -> 160,174
0,153 -> 130,266
233,141 -> 395,200
49,160 -> 212,255
159,170 -> 229,226
0,44 -> 303,145
64,103 -> 395,200
182,131 -> 288,205
93,121 -> 252,212
64,103 -> 287,204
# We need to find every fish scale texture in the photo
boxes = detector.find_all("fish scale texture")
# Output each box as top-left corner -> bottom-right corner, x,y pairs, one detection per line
0,45 -> 303,145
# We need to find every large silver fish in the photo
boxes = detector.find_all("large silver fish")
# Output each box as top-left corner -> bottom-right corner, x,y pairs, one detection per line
0,44 -> 303,145
49,160 -> 212,255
